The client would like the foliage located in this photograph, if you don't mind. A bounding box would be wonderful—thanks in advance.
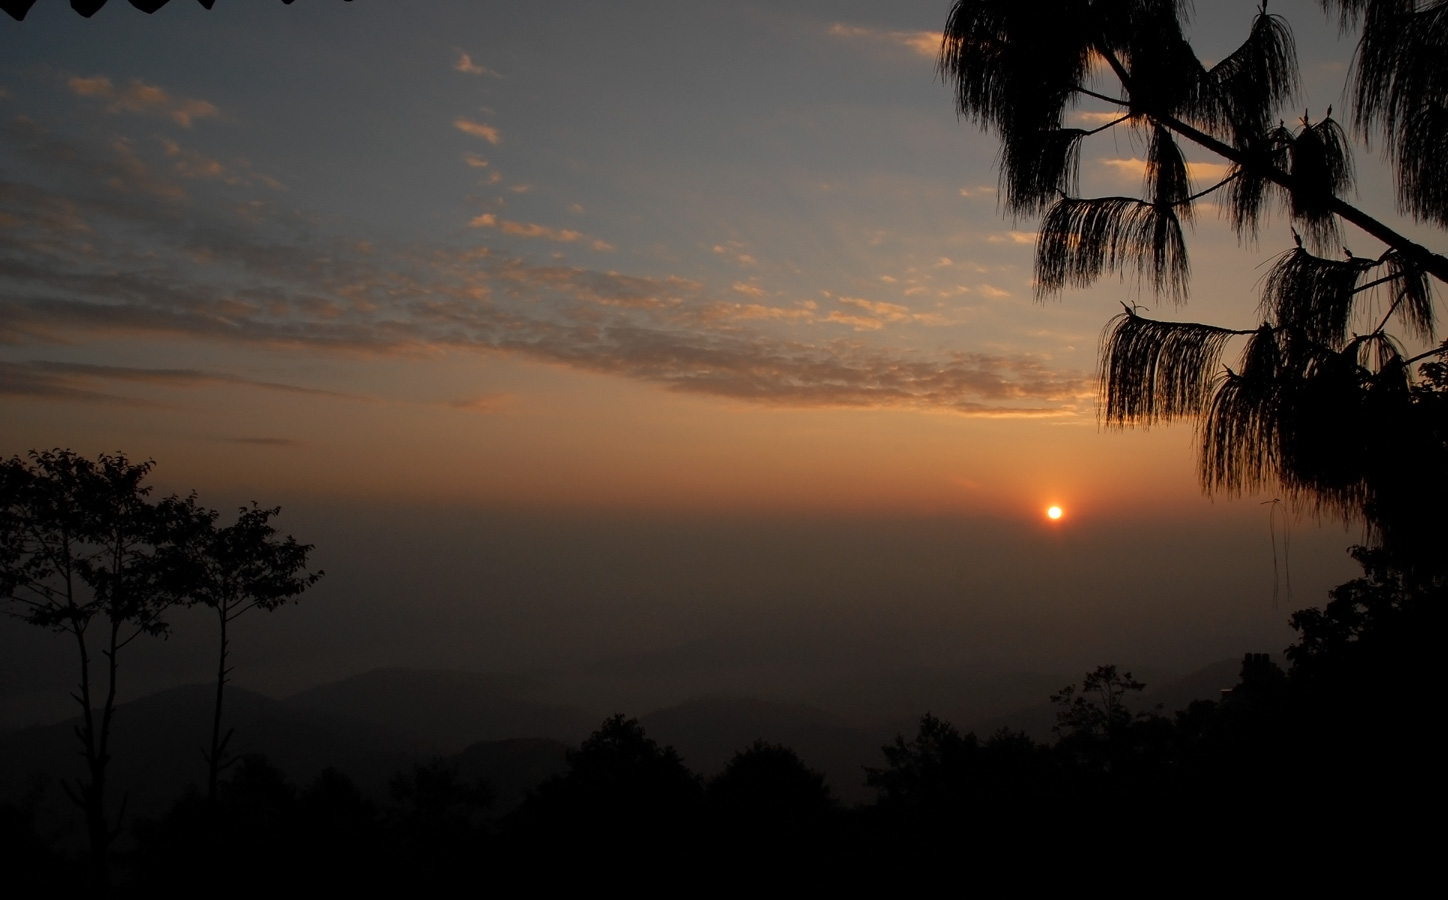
[0,450,175,886]
[161,497,322,801]
[1286,544,1443,671]
[0,449,322,886]
[865,712,979,809]
[939,0,1448,566]
[1050,664,1147,740]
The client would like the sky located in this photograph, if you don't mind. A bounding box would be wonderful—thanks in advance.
[0,1,1414,725]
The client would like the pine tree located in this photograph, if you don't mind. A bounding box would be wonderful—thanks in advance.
[939,0,1448,568]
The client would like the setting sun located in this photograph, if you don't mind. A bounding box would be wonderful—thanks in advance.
[1047,506,1063,519]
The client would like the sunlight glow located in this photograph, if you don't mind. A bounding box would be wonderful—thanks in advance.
[1047,506,1062,519]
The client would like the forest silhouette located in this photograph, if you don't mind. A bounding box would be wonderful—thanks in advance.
[0,470,1436,890]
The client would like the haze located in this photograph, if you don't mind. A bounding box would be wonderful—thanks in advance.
[0,1,1376,730]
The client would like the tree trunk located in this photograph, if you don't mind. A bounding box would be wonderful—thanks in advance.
[206,603,231,804]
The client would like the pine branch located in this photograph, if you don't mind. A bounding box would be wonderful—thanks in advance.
[1099,307,1240,427]
[1035,197,1189,304]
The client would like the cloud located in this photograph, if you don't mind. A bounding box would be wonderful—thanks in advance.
[454,117,501,144]
[828,23,940,59]
[469,213,615,251]
[825,311,884,331]
[834,296,949,328]
[839,297,912,319]
[462,153,490,168]
[0,360,144,404]
[158,139,284,190]
[731,281,766,298]
[705,303,815,323]
[68,76,219,128]
[469,213,582,243]
[0,360,360,401]
[711,241,759,267]
[0,120,1087,417]
[1100,157,1232,182]
[454,52,502,77]
[1072,110,1127,126]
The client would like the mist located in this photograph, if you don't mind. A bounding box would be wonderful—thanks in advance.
[0,499,1363,730]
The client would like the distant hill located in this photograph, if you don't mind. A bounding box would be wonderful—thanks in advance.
[0,659,1262,830]
[0,672,593,833]
[0,683,425,827]
[284,667,599,752]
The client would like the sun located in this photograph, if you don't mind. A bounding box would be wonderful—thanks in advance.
[1047,506,1063,520]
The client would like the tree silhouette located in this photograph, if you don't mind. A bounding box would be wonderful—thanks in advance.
[706,739,835,827]
[162,498,322,803]
[1050,664,1147,741]
[939,1,1448,566]
[506,714,702,869]
[865,712,978,812]
[0,450,173,889]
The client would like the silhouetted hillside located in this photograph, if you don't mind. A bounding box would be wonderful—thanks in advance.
[284,668,598,751]
[0,684,425,827]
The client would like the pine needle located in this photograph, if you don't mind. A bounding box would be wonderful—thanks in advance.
[1261,247,1374,347]
[1099,308,1237,427]
[1036,197,1190,304]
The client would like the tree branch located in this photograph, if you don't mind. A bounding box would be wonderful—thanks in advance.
[1089,38,1448,286]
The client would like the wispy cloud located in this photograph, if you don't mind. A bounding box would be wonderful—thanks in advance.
[159,139,284,190]
[68,76,219,127]
[1100,157,1231,182]
[0,360,361,404]
[0,117,1086,417]
[470,213,578,242]
[454,52,502,78]
[836,296,947,327]
[454,117,500,144]
[711,241,756,267]
[827,23,940,59]
[1072,110,1127,126]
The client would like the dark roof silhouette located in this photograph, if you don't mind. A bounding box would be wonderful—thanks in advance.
[4,0,351,22]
